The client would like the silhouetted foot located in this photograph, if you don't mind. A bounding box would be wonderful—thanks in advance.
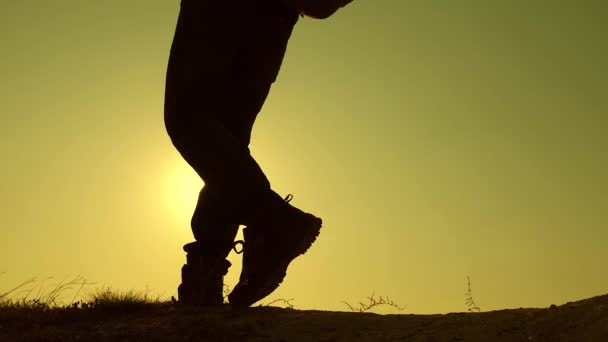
[178,242,231,306]
[228,195,322,308]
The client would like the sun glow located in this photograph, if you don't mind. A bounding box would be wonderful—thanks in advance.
[164,161,203,221]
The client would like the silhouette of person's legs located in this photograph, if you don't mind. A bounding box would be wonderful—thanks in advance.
[165,0,321,306]
[164,0,298,305]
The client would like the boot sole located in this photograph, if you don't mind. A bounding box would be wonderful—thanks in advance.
[229,215,322,308]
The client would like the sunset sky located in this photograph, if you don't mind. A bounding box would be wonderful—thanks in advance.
[1,1,606,314]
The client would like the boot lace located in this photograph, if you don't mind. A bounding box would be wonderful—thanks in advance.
[232,240,245,254]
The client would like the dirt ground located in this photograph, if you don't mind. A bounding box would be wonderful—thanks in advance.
[1,293,606,341]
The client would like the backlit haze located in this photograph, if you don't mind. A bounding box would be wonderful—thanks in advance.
[1,1,606,314]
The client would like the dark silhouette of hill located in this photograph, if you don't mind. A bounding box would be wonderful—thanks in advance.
[1,293,606,341]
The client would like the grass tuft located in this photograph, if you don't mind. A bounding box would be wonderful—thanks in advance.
[80,286,164,312]
[0,275,165,316]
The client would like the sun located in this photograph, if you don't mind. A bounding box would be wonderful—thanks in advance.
[164,161,203,221]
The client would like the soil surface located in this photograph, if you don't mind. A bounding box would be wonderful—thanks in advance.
[1,294,606,341]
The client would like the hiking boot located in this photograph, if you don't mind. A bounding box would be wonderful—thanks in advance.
[178,242,231,306]
[228,195,322,308]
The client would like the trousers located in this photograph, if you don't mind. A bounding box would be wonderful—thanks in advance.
[164,0,299,257]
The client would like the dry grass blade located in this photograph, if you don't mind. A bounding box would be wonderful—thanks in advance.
[40,276,91,307]
[0,277,37,302]
[0,275,93,310]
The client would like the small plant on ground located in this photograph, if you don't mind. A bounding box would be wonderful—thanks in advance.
[465,275,481,312]
[342,292,405,313]
[0,275,167,314]
[258,298,295,309]
[83,286,164,311]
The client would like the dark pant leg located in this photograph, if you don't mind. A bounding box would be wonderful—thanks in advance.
[165,2,271,210]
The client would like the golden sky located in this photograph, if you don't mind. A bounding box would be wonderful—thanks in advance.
[1,1,606,314]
